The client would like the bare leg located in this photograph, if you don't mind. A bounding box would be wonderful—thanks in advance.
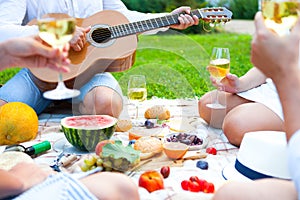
[79,86,123,118]
[213,179,297,200]
[198,90,251,128]
[0,99,7,107]
[223,103,284,146]
[80,172,140,200]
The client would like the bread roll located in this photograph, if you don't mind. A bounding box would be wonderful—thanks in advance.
[134,136,163,154]
[144,105,170,120]
[115,119,132,132]
[0,151,34,170]
[134,137,163,160]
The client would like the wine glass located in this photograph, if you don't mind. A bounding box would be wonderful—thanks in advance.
[127,75,147,119]
[37,0,80,100]
[206,47,230,109]
[261,0,300,36]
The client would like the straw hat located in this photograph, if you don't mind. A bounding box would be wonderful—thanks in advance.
[222,131,291,181]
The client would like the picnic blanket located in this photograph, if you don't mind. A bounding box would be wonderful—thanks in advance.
[6,97,239,199]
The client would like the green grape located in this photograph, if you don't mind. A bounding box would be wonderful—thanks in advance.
[103,160,112,168]
[84,156,97,167]
[113,158,123,167]
[96,158,103,166]
[104,167,112,171]
[80,164,90,172]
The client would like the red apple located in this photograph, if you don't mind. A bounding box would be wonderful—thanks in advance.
[138,170,164,193]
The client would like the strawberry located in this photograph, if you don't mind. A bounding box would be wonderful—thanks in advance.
[206,147,217,155]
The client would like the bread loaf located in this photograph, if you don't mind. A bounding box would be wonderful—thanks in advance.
[0,151,34,170]
[134,137,163,160]
[115,119,132,132]
[144,105,170,120]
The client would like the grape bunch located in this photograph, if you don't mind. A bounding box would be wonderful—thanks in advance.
[80,154,105,172]
[166,133,203,146]
[80,154,139,173]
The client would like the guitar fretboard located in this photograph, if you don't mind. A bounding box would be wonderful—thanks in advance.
[90,7,232,43]
[109,10,201,38]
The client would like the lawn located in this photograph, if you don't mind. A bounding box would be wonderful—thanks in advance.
[0,32,253,99]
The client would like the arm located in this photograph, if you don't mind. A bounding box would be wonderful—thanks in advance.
[0,36,70,72]
[0,0,38,42]
[0,162,51,199]
[103,0,198,32]
[212,67,267,94]
[251,12,300,139]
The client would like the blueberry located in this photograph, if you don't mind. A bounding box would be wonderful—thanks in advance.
[144,120,154,129]
[196,160,208,170]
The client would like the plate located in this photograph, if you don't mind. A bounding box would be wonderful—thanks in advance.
[164,129,208,151]
[53,137,90,155]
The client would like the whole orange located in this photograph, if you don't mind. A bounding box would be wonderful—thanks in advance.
[0,102,38,145]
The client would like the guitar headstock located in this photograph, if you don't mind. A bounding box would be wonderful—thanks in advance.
[196,7,233,23]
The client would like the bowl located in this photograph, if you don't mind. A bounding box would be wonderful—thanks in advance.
[164,130,208,151]
[163,142,188,160]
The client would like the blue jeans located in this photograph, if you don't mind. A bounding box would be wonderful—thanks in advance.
[0,68,122,115]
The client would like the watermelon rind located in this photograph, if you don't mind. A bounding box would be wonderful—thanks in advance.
[61,115,117,151]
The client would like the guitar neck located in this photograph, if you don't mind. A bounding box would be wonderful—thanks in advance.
[109,9,202,38]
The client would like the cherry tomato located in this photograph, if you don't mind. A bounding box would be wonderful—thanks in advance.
[196,179,207,192]
[181,180,189,191]
[206,147,217,155]
[188,180,201,192]
[189,176,199,183]
[203,182,215,193]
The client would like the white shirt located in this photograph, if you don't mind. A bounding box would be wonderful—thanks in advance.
[288,129,300,200]
[0,0,167,42]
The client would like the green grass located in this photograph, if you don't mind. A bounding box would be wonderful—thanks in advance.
[0,33,253,99]
[115,32,253,99]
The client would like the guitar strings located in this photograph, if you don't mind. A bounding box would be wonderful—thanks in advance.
[91,10,229,42]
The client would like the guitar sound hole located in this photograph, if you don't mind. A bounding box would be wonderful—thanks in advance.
[91,28,111,43]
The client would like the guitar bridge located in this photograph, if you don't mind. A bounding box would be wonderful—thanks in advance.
[86,24,115,48]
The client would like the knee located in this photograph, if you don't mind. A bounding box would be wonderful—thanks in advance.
[198,92,213,123]
[80,87,123,117]
[223,113,245,147]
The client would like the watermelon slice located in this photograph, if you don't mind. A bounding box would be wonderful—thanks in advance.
[61,115,117,151]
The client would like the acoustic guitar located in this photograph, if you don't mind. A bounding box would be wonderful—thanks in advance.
[29,7,232,91]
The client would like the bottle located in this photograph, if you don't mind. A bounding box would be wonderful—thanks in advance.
[24,141,51,156]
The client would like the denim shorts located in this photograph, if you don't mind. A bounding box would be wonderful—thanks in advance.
[0,68,122,115]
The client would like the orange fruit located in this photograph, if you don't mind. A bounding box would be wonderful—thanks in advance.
[0,102,38,145]
[163,142,188,160]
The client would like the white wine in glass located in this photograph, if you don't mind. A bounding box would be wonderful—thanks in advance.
[261,0,300,36]
[127,75,147,118]
[206,47,230,109]
[37,0,80,100]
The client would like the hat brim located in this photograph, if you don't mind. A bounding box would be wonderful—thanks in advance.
[222,161,252,182]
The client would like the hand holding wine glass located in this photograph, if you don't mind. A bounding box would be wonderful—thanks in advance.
[206,47,230,109]
[261,0,300,36]
[37,0,80,100]
[127,75,147,119]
